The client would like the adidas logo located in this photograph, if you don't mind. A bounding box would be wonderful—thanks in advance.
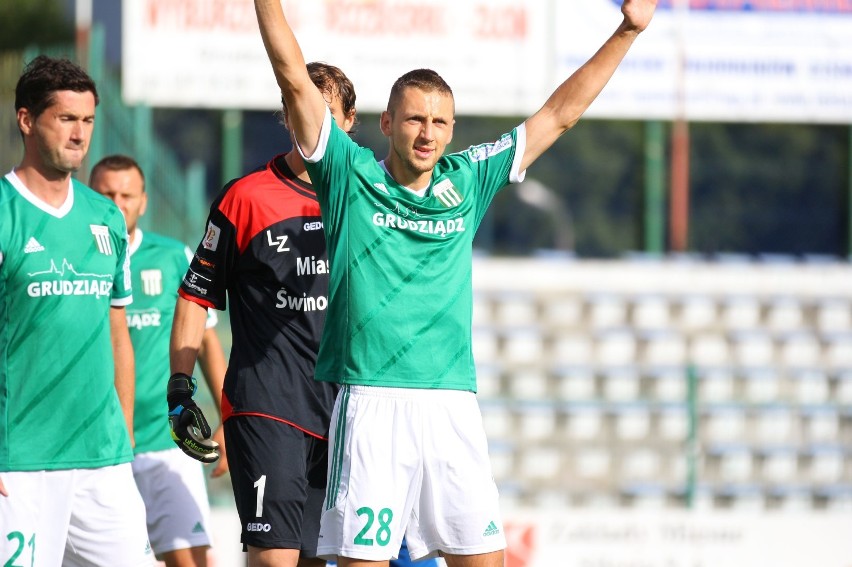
[24,237,44,253]
[482,521,500,537]
[192,522,206,534]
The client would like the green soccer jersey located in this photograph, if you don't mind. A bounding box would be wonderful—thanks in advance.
[0,172,133,471]
[127,229,216,454]
[305,114,526,391]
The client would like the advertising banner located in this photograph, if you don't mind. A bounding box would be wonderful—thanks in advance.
[123,0,852,123]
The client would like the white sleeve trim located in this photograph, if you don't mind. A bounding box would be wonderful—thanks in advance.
[111,295,133,307]
[509,122,528,184]
[297,107,332,164]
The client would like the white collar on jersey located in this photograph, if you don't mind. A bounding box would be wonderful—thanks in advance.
[377,160,430,198]
[5,169,74,218]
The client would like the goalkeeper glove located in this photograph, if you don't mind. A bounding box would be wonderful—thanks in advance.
[167,372,220,463]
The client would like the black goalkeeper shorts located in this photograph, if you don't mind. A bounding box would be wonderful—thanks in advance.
[224,415,329,555]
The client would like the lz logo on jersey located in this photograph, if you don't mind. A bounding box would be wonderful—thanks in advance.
[141,269,163,295]
[433,179,463,208]
[90,224,113,255]
[266,231,290,252]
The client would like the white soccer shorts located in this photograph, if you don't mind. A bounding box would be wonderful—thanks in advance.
[0,464,153,566]
[132,448,213,558]
[318,385,506,562]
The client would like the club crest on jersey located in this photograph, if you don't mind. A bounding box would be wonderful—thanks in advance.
[433,179,463,208]
[141,269,163,295]
[90,225,112,255]
[202,222,221,251]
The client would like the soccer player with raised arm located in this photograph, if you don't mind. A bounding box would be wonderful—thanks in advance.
[0,56,152,565]
[251,1,658,566]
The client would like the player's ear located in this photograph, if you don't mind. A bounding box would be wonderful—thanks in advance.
[139,191,148,217]
[17,108,34,136]
[380,111,392,137]
[341,108,356,133]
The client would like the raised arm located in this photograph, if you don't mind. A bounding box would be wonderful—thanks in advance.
[521,0,657,172]
[254,0,329,155]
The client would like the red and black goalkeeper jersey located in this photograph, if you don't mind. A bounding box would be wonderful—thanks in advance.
[179,155,338,439]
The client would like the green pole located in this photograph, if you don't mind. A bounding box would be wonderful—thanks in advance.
[186,161,207,244]
[685,364,698,509]
[644,121,665,254]
[221,109,243,186]
[85,24,106,176]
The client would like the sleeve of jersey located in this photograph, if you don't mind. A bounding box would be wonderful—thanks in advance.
[182,245,219,328]
[110,211,133,307]
[178,205,235,311]
[300,107,360,209]
[463,125,528,217]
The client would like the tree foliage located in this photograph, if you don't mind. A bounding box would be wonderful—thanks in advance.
[0,0,73,51]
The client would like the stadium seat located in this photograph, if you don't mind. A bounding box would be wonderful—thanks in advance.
[475,363,503,399]
[506,368,550,400]
[542,294,583,330]
[502,328,545,366]
[586,293,628,330]
[676,294,718,332]
[550,333,594,366]
[754,407,797,445]
[553,365,597,401]
[703,406,747,443]
[600,366,641,402]
[823,332,852,371]
[487,441,515,482]
[630,294,672,331]
[479,400,513,440]
[472,328,499,367]
[805,446,845,484]
[563,403,606,441]
[790,369,830,405]
[834,371,852,404]
[759,446,799,484]
[698,368,736,403]
[492,292,539,328]
[517,446,562,482]
[730,330,775,368]
[765,296,805,333]
[657,406,690,441]
[814,298,852,334]
[641,329,687,368]
[472,292,493,327]
[720,295,762,331]
[710,444,754,483]
[688,332,731,368]
[801,406,839,443]
[648,367,688,403]
[516,403,558,441]
[620,448,662,481]
[613,405,652,441]
[573,447,612,481]
[778,331,823,370]
[740,367,782,404]
[595,329,638,368]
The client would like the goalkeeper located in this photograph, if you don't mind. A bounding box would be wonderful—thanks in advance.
[169,62,357,567]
